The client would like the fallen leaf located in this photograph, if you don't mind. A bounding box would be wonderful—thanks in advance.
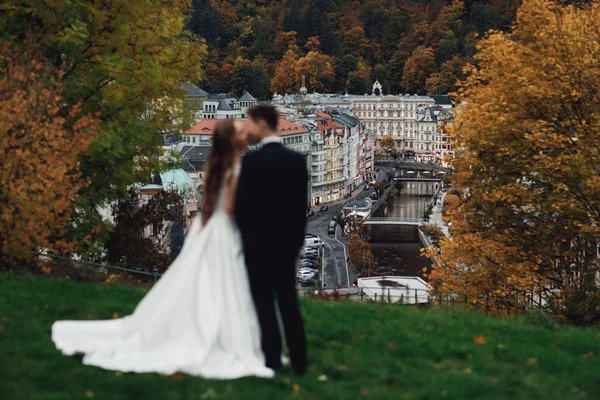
[473,336,486,345]
[293,384,300,396]
[583,351,594,358]
[85,390,94,398]
[115,371,122,377]
[317,374,328,382]
[361,388,369,395]
[528,357,538,365]
[87,314,96,320]
[171,373,184,381]
[463,367,472,374]
[112,312,120,319]
[388,341,397,350]
[487,376,498,384]
[352,337,360,345]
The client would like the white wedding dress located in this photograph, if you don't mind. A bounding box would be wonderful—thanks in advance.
[51,167,274,379]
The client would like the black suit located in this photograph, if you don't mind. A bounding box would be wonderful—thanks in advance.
[235,142,308,376]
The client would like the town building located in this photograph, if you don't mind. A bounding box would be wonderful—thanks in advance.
[180,82,208,121]
[179,83,258,123]
[273,81,454,166]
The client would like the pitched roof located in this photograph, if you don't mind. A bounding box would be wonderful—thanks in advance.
[218,99,233,110]
[334,113,359,128]
[239,92,256,101]
[179,145,211,162]
[184,119,219,135]
[315,111,332,120]
[277,118,310,137]
[431,95,454,105]
[180,82,208,97]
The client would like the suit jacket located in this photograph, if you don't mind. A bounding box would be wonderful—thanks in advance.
[235,143,308,260]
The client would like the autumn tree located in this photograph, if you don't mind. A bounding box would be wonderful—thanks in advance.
[339,26,370,59]
[426,57,462,95]
[1,1,206,256]
[346,58,372,94]
[348,232,377,278]
[425,0,600,323]
[379,135,399,162]
[295,37,335,92]
[402,46,437,94]
[0,47,98,266]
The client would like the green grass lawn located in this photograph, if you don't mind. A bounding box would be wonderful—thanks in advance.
[1,274,600,400]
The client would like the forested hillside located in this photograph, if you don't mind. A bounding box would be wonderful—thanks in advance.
[187,0,524,98]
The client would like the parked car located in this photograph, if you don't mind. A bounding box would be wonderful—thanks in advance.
[328,220,337,236]
[319,206,329,212]
[302,249,318,256]
[299,259,316,267]
[296,270,316,279]
[302,245,318,253]
[298,267,318,274]
[301,250,318,258]
[304,237,324,249]
[297,276,317,287]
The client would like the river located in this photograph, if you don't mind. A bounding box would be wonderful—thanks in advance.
[369,182,432,277]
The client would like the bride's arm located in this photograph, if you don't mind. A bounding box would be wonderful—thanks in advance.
[224,173,238,217]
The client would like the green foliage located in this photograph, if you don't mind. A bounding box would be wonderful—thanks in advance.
[0,0,206,256]
[107,189,185,276]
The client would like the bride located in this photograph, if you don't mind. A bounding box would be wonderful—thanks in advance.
[51,120,275,379]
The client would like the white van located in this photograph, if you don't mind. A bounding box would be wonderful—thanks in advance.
[304,237,324,249]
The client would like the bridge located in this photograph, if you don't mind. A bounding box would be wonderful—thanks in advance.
[363,217,423,226]
[393,177,441,182]
[376,160,453,174]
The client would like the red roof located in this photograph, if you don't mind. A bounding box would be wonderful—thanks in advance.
[277,119,309,137]
[184,119,219,135]
[184,117,308,137]
[315,111,332,120]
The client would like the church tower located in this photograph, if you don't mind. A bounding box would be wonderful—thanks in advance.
[372,79,382,96]
[299,74,308,95]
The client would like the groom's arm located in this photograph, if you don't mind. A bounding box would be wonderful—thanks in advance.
[235,153,256,229]
[292,155,309,250]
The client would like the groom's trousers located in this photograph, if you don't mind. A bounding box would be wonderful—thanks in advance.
[245,250,307,376]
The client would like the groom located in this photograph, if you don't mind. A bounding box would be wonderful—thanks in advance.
[235,105,308,376]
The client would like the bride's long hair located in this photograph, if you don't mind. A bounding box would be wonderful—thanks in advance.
[201,119,237,224]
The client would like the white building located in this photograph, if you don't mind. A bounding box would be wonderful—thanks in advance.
[273,81,456,165]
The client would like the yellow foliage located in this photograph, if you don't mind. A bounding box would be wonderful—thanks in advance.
[427,0,600,321]
[0,46,98,265]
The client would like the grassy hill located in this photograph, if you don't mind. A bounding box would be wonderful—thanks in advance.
[1,274,600,400]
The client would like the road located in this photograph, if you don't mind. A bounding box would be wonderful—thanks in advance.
[304,167,393,289]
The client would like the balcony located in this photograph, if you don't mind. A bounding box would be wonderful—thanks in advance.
[325,176,345,184]
[326,165,344,173]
